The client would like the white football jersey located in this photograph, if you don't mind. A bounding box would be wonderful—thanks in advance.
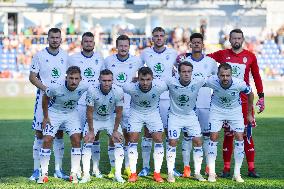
[30,47,68,87]
[183,55,217,108]
[141,47,177,99]
[206,75,251,110]
[105,54,143,109]
[68,52,105,105]
[123,79,168,114]
[45,82,89,114]
[167,77,205,116]
[86,84,124,121]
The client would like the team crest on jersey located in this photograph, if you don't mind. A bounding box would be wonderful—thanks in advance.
[116,72,127,83]
[154,63,165,74]
[95,59,98,65]
[243,57,247,64]
[63,100,76,109]
[220,97,230,104]
[109,97,113,104]
[84,67,95,78]
[51,67,61,78]
[152,94,156,99]
[78,90,82,96]
[231,92,236,96]
[190,85,196,92]
[60,58,64,64]
[139,100,151,107]
[166,55,170,60]
[231,65,241,77]
[98,105,109,116]
[178,94,189,106]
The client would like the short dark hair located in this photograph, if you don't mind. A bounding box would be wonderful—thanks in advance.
[82,32,94,39]
[100,69,113,76]
[190,33,203,42]
[66,66,81,75]
[116,35,130,46]
[218,63,232,74]
[229,28,244,39]
[178,61,193,72]
[48,28,61,36]
[138,67,153,77]
[152,27,165,35]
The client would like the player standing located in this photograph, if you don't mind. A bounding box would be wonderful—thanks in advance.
[29,28,68,181]
[105,35,143,178]
[67,32,104,177]
[176,33,217,177]
[139,27,180,177]
[166,62,206,183]
[80,69,125,183]
[37,66,89,184]
[123,67,167,183]
[206,63,254,182]
[208,29,264,178]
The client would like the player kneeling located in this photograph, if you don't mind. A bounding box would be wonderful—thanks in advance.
[206,63,254,183]
[80,69,125,183]
[37,66,88,184]
[166,61,206,182]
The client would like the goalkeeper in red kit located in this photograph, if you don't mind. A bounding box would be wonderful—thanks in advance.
[208,29,265,178]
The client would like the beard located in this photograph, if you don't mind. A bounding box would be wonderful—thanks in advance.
[232,43,241,50]
[49,43,60,50]
[83,47,94,53]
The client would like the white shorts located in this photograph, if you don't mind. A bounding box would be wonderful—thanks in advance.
[83,118,122,137]
[159,99,170,129]
[168,112,202,140]
[195,108,210,133]
[127,110,163,133]
[32,90,64,132]
[76,104,87,130]
[43,110,81,137]
[209,108,245,133]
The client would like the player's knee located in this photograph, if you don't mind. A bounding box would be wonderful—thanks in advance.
[169,139,177,147]
[210,133,218,142]
[234,132,243,141]
[109,137,115,146]
[43,136,53,148]
[192,137,202,147]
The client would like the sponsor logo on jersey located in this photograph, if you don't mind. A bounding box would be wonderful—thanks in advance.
[154,63,165,74]
[98,105,109,116]
[178,94,189,106]
[84,67,95,78]
[51,67,61,78]
[139,100,151,107]
[63,100,76,109]
[116,72,127,83]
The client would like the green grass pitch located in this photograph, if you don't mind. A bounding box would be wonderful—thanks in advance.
[0,97,283,188]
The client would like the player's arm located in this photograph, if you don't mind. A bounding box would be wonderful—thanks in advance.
[251,54,265,113]
[86,105,95,142]
[112,106,123,143]
[42,94,50,130]
[29,55,47,91]
[29,72,47,92]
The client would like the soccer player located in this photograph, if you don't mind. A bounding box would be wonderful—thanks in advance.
[176,33,217,177]
[67,31,104,177]
[80,69,125,183]
[206,63,254,183]
[105,35,143,178]
[208,29,264,178]
[166,61,206,183]
[123,67,167,183]
[37,66,89,184]
[29,28,68,181]
[139,27,180,177]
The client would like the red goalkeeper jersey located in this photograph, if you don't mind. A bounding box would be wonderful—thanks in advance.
[207,49,263,103]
